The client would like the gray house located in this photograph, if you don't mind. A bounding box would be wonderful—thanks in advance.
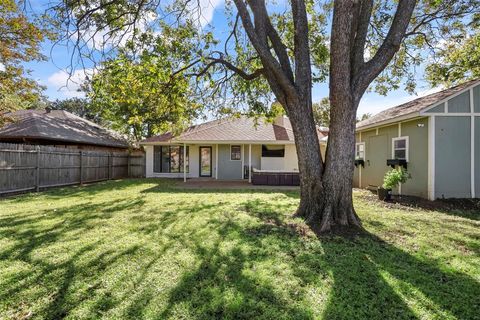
[355,79,480,200]
[140,116,328,184]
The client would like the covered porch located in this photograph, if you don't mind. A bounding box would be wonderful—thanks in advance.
[144,142,301,184]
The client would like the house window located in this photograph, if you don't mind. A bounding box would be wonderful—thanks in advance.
[392,137,409,161]
[230,145,241,160]
[153,145,189,173]
[355,143,365,160]
[262,145,285,157]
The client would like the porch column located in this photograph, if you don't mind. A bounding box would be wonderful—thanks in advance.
[241,144,245,179]
[215,144,218,179]
[248,144,252,183]
[183,143,187,182]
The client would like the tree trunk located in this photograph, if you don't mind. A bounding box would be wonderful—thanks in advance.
[317,91,361,232]
[285,96,324,221]
[286,91,361,233]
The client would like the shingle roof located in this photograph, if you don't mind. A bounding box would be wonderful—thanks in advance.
[141,116,328,143]
[356,79,480,129]
[0,109,130,148]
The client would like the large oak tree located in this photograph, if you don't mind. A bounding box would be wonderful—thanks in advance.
[52,0,479,232]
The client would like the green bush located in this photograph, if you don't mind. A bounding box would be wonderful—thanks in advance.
[382,168,411,189]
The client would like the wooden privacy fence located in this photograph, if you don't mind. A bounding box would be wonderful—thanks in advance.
[0,143,145,195]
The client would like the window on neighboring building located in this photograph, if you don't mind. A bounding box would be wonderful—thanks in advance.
[355,143,365,160]
[230,145,241,160]
[392,137,409,161]
[261,145,285,157]
[153,145,189,173]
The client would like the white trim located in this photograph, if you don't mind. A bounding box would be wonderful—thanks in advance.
[392,136,409,162]
[418,113,480,117]
[215,144,218,179]
[420,81,480,114]
[241,144,245,179]
[183,143,187,182]
[470,88,475,113]
[357,116,426,134]
[470,89,475,198]
[428,116,435,200]
[359,132,362,188]
[248,144,252,183]
[355,141,365,189]
[358,113,422,131]
[355,142,366,160]
[229,144,242,161]
[141,140,294,146]
[398,123,402,195]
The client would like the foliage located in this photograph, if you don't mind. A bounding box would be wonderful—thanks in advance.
[426,31,480,87]
[49,98,101,122]
[357,113,372,123]
[87,26,207,140]
[383,168,411,190]
[0,180,479,318]
[312,98,330,127]
[0,0,53,110]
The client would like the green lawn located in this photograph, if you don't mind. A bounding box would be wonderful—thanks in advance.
[1,179,479,319]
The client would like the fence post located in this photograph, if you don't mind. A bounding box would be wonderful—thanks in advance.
[127,154,131,178]
[108,153,112,180]
[79,151,83,185]
[35,146,40,192]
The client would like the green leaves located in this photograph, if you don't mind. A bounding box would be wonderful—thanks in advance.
[87,28,204,140]
[426,32,480,87]
[0,0,51,116]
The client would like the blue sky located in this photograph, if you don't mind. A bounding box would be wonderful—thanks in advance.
[25,0,440,117]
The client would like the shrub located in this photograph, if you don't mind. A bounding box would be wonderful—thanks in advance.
[382,168,411,190]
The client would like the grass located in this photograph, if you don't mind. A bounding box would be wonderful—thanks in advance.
[0,179,479,320]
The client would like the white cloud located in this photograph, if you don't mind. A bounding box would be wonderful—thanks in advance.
[47,69,94,98]
[189,0,224,27]
[358,85,445,116]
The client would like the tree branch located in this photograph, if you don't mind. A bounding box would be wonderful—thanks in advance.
[354,0,416,99]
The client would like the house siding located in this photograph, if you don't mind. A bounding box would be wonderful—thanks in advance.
[355,118,428,197]
[400,118,428,198]
[475,117,480,197]
[474,85,480,113]
[218,144,243,180]
[434,116,471,198]
[448,91,471,113]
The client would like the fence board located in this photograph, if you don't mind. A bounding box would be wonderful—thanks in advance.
[0,142,145,195]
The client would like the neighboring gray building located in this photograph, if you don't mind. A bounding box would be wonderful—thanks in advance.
[355,79,480,200]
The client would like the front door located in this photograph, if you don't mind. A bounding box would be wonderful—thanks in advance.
[199,146,212,177]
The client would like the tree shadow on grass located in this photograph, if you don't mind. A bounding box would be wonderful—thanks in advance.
[1,184,479,319]
[156,198,479,319]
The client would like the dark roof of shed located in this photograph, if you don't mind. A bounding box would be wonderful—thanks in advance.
[0,109,129,148]
[356,79,480,129]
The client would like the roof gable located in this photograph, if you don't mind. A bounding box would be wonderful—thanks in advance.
[0,110,129,148]
[141,116,328,144]
[356,79,480,130]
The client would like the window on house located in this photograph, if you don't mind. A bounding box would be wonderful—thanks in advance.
[392,137,408,160]
[355,143,365,160]
[230,145,241,160]
[153,145,189,173]
[261,145,285,157]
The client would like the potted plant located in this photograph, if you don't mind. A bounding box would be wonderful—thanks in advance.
[378,168,411,201]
